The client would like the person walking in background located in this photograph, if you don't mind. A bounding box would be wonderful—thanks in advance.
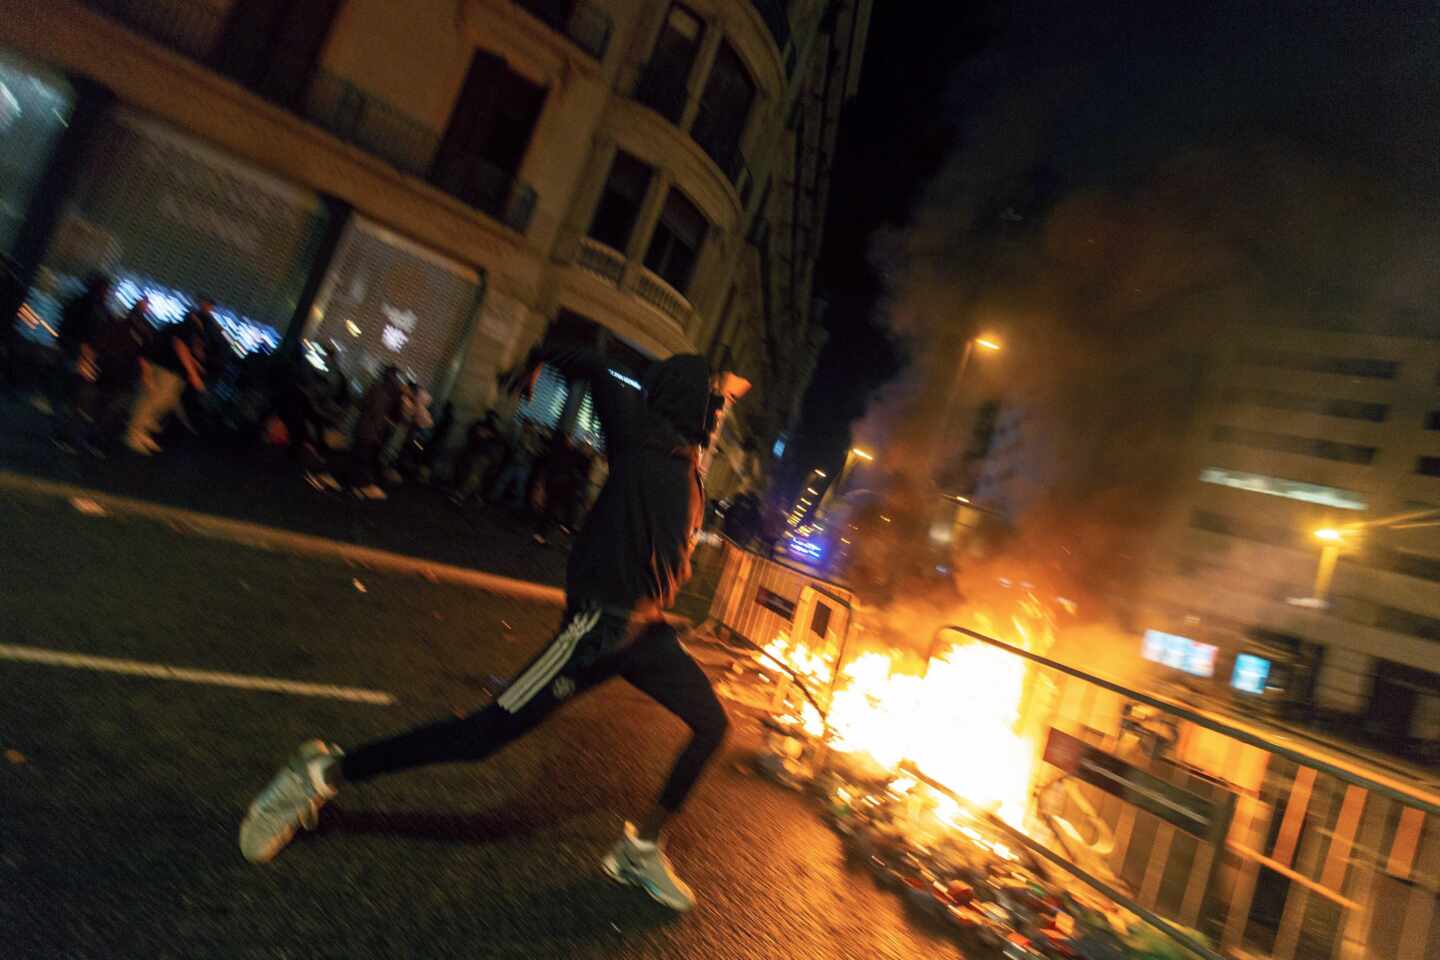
[90,296,154,444]
[389,381,433,482]
[125,302,208,455]
[531,432,587,546]
[240,346,751,913]
[1,254,25,393]
[173,298,224,437]
[418,400,456,483]
[449,411,506,505]
[53,273,113,455]
[350,365,404,499]
[489,418,543,509]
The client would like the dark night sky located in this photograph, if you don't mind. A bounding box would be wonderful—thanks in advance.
[791,0,1440,491]
[788,2,995,486]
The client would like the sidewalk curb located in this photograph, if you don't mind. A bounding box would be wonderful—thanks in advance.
[0,469,567,607]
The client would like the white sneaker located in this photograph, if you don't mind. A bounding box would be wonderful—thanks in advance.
[354,484,388,500]
[239,740,342,863]
[601,822,696,911]
[304,471,342,492]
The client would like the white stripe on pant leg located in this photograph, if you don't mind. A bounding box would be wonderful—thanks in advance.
[497,609,598,711]
[496,608,599,711]
[497,610,601,713]
[496,637,572,713]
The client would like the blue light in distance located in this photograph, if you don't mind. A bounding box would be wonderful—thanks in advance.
[787,537,824,562]
[1231,654,1271,695]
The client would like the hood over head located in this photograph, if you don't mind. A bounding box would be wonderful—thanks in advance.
[642,353,714,445]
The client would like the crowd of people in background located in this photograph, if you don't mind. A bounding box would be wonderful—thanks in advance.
[1,270,610,546]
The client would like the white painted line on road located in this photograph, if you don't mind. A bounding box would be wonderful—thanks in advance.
[0,643,396,705]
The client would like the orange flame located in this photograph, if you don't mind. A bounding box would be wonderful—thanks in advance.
[760,600,1053,828]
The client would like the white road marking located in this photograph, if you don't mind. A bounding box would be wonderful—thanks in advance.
[0,643,396,705]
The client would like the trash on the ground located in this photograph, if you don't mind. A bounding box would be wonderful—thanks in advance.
[4,749,27,765]
[500,620,512,631]
[238,579,252,592]
[69,497,107,517]
[726,640,1213,960]
[352,578,367,593]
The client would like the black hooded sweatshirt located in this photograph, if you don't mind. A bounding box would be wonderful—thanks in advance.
[530,348,712,616]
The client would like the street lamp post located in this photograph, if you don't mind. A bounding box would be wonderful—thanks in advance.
[931,335,1002,488]
[815,447,873,518]
[1311,528,1345,604]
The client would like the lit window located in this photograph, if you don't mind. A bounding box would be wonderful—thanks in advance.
[1199,467,1368,510]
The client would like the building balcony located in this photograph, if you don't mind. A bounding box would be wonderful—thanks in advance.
[82,0,537,234]
[306,72,537,234]
[633,267,693,330]
[81,0,222,65]
[513,0,612,60]
[302,72,436,178]
[572,237,694,332]
[575,236,626,285]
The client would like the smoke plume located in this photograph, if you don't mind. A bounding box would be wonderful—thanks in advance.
[852,0,1440,621]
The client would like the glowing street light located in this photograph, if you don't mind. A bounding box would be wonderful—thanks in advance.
[806,487,819,495]
[974,337,1003,352]
[851,448,874,462]
[1309,527,1353,606]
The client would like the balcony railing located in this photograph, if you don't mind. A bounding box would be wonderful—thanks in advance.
[83,0,225,64]
[750,0,791,52]
[306,73,536,234]
[430,153,538,235]
[515,0,613,60]
[83,1,538,234]
[633,58,690,125]
[576,237,625,285]
[303,73,438,178]
[634,268,692,328]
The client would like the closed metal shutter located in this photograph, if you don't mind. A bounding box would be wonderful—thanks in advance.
[35,108,329,353]
[306,217,480,391]
[515,362,570,429]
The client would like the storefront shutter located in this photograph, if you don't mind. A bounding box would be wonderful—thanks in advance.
[35,108,329,353]
[306,217,481,392]
[515,362,570,428]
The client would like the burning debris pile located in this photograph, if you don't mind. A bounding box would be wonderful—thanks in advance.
[714,602,1206,959]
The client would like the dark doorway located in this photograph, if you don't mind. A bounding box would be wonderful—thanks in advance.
[431,52,547,219]
[216,0,343,107]
[1367,659,1440,750]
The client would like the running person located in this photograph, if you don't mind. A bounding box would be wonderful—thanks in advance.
[239,347,749,911]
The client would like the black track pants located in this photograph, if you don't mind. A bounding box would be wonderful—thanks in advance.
[340,610,729,812]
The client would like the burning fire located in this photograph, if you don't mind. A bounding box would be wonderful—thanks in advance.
[761,605,1052,828]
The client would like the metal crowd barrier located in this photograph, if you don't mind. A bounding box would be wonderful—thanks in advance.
[703,540,856,702]
[699,542,1438,958]
[937,625,1440,960]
